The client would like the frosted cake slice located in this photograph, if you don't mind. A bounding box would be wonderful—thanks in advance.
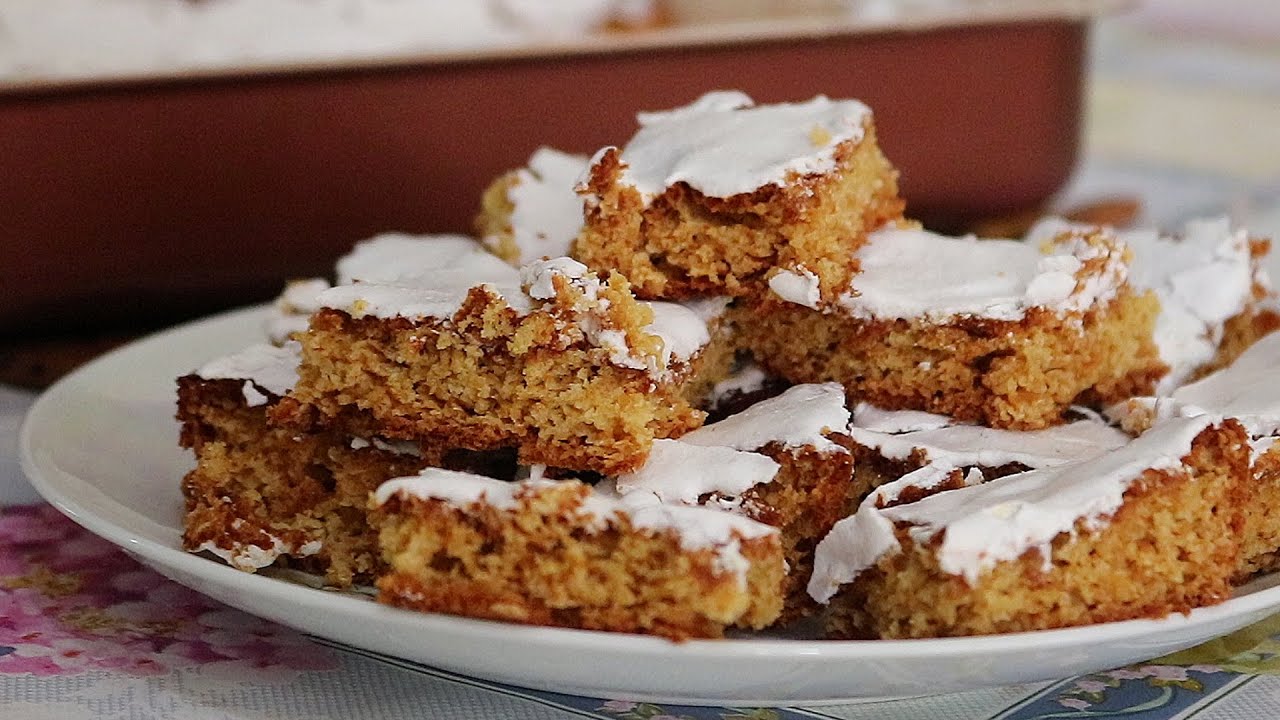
[573,91,904,301]
[809,416,1248,639]
[739,223,1161,429]
[475,147,591,266]
[371,470,784,640]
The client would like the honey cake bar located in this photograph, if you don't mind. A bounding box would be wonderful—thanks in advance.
[272,249,730,475]
[371,470,784,640]
[573,91,903,302]
[809,416,1248,639]
[738,223,1161,429]
[475,147,591,266]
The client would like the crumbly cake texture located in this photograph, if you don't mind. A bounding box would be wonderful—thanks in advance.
[476,147,590,266]
[740,223,1162,430]
[572,91,904,302]
[178,343,428,586]
[371,471,784,640]
[1110,331,1280,581]
[614,383,853,618]
[1032,216,1278,393]
[273,251,724,475]
[811,417,1249,639]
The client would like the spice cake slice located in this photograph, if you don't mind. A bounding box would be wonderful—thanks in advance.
[371,470,784,640]
[178,342,430,586]
[272,250,730,475]
[614,383,853,618]
[808,416,1249,639]
[738,222,1161,429]
[573,91,904,302]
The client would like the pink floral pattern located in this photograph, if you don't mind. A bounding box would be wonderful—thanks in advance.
[0,505,337,677]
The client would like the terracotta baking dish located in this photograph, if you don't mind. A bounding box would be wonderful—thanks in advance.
[1,2,1124,335]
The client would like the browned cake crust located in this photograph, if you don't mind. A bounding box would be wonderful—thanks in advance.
[271,274,710,475]
[1237,441,1280,581]
[734,288,1162,431]
[178,375,427,586]
[373,480,785,640]
[572,121,904,302]
[826,421,1249,639]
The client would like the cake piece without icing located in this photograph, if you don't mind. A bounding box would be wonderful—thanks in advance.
[739,222,1161,429]
[573,91,904,301]
[371,469,784,639]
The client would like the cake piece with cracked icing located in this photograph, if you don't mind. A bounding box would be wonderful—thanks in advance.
[614,383,855,618]
[1034,216,1279,394]
[371,468,784,639]
[273,249,733,474]
[476,147,591,266]
[178,341,431,586]
[573,91,904,301]
[739,222,1162,429]
[809,416,1248,638]
[1110,330,1280,580]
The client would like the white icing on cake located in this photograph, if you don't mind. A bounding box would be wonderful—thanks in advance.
[680,296,733,324]
[710,363,771,404]
[614,439,780,510]
[195,341,301,405]
[808,415,1214,600]
[605,92,872,203]
[196,518,320,573]
[646,302,712,367]
[496,147,590,266]
[1121,217,1262,391]
[349,436,422,457]
[851,402,957,433]
[1115,330,1280,438]
[768,267,822,309]
[336,233,490,286]
[848,419,1130,470]
[265,277,330,345]
[374,469,777,584]
[682,383,850,453]
[834,225,1127,322]
[808,464,983,604]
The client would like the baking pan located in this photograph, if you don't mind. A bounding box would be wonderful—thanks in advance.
[1,1,1125,334]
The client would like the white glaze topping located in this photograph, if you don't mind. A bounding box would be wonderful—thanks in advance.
[614,439,780,510]
[336,233,489,285]
[265,277,330,345]
[195,341,301,405]
[682,383,850,453]
[1115,330,1280,438]
[196,518,320,572]
[498,147,590,265]
[709,363,771,404]
[768,267,822,309]
[1122,217,1261,391]
[607,91,872,202]
[834,225,1126,322]
[808,464,982,603]
[850,402,956,433]
[808,415,1214,600]
[848,419,1130,470]
[646,302,712,367]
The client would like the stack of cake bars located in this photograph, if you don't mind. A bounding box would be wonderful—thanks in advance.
[177,91,1280,640]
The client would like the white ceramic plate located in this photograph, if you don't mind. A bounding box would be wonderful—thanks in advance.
[20,305,1280,707]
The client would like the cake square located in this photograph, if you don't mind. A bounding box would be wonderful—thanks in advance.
[371,469,784,640]
[738,223,1161,429]
[475,147,591,266]
[573,91,904,301]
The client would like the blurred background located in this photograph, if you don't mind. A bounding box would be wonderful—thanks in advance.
[2,0,1279,384]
